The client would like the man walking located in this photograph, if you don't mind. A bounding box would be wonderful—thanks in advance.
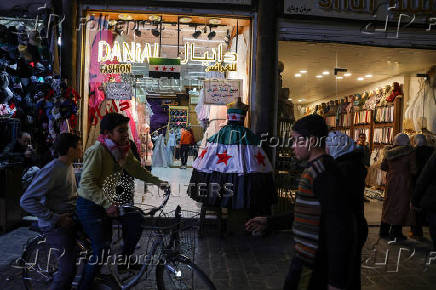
[246,115,355,290]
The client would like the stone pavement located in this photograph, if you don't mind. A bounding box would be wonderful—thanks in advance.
[1,225,436,290]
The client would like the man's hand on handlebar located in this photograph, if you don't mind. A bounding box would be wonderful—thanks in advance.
[106,204,119,217]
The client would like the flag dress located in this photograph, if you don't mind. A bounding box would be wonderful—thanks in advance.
[188,108,276,212]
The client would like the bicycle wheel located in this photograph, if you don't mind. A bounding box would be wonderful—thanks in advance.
[156,255,216,290]
[22,235,58,290]
[112,236,161,289]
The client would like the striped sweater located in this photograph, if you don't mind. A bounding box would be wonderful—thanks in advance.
[293,158,326,265]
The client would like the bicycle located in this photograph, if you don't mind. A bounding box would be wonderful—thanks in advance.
[16,188,216,290]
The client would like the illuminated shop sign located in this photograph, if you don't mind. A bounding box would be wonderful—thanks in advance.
[99,64,132,74]
[98,41,238,72]
[98,41,160,63]
[182,43,237,72]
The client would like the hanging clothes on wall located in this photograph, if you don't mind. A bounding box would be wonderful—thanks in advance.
[374,106,394,123]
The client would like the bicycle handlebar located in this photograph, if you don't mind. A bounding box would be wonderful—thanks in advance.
[119,187,171,218]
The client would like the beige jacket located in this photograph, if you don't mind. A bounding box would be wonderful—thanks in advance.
[78,141,163,208]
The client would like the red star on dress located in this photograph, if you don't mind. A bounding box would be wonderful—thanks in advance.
[170,66,175,72]
[162,66,167,71]
[154,66,159,71]
[255,151,266,166]
[231,114,237,120]
[216,150,232,165]
[199,148,208,159]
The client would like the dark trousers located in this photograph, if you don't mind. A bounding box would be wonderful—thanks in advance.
[283,257,326,290]
[411,209,426,236]
[76,197,143,289]
[380,222,403,238]
[427,211,436,250]
[45,226,78,290]
[180,145,190,166]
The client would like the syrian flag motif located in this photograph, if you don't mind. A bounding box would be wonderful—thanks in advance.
[193,143,273,174]
[149,58,181,79]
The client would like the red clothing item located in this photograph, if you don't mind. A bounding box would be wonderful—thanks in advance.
[180,131,195,145]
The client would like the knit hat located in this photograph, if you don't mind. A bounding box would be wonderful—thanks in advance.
[326,131,356,159]
[292,114,329,139]
[414,134,427,146]
[393,133,410,146]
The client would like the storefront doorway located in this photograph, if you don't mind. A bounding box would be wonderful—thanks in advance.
[80,11,252,211]
[279,40,436,224]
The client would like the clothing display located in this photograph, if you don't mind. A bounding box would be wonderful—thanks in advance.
[353,128,370,142]
[374,106,394,123]
[373,127,394,144]
[354,110,371,125]
[152,134,169,168]
[188,98,276,213]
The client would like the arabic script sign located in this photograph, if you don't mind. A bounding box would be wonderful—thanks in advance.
[105,82,133,100]
[284,0,436,23]
[203,79,242,105]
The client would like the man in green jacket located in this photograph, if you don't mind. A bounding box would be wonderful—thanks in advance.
[76,113,168,289]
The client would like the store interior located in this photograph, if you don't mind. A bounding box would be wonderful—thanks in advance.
[279,41,436,223]
[82,11,252,210]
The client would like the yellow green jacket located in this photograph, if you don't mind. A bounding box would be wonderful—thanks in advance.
[78,141,163,208]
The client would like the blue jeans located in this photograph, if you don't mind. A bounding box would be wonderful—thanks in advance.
[76,197,143,289]
[44,226,78,290]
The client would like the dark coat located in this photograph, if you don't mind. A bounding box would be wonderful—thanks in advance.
[415,145,434,182]
[335,150,368,290]
[381,145,416,225]
[413,151,436,211]
[335,151,368,244]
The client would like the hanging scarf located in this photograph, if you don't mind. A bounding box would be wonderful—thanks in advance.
[97,134,130,162]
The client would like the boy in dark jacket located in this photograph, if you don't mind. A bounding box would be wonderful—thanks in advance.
[246,115,355,290]
[412,150,436,250]
[410,134,434,239]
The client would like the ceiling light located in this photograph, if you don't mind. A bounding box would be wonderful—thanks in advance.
[179,17,192,23]
[152,25,160,37]
[288,98,292,101]
[300,70,307,73]
[336,76,343,80]
[357,77,364,81]
[316,75,323,78]
[295,73,302,77]
[365,74,373,78]
[209,18,221,25]
[344,73,352,77]
[149,15,162,22]
[207,26,216,40]
[322,71,330,75]
[118,14,132,20]
[298,99,303,102]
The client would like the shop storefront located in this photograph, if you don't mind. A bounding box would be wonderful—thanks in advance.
[279,0,436,204]
[77,3,254,169]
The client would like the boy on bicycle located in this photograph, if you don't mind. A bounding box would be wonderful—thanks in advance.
[20,133,82,290]
[76,113,168,289]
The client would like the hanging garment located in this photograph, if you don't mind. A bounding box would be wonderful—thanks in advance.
[188,106,276,213]
[152,134,169,168]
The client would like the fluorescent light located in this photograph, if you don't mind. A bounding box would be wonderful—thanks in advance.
[357,77,364,81]
[365,74,373,78]
[300,70,307,73]
[322,71,330,75]
[344,73,352,77]
[183,38,224,43]
[316,75,323,78]
[294,73,302,77]
[336,76,343,80]
[298,99,303,102]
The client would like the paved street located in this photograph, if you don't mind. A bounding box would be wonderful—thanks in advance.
[1,167,435,289]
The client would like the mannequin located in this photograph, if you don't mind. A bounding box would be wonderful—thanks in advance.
[188,97,276,216]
